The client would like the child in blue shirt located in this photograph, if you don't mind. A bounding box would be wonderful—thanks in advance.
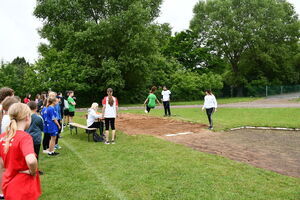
[54,98,62,149]
[47,97,61,156]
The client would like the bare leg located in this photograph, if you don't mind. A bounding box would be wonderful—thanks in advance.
[49,136,56,152]
[112,130,116,141]
[105,130,109,142]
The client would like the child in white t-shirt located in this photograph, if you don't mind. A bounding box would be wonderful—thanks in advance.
[161,86,171,116]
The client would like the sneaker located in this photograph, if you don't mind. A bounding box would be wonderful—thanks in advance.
[104,141,110,145]
[39,170,44,175]
[208,127,213,130]
[111,140,115,144]
[43,150,49,154]
[0,194,4,199]
[55,144,62,150]
[48,152,60,156]
[144,110,148,113]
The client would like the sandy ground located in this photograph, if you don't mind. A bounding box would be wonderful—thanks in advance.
[117,113,300,178]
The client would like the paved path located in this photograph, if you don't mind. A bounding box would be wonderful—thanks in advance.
[77,93,300,111]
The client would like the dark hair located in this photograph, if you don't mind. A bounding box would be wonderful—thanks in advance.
[27,101,37,110]
[150,86,157,93]
[0,87,14,103]
[205,90,212,95]
[107,88,114,107]
[2,96,19,111]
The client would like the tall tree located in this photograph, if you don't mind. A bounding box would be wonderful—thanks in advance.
[34,0,176,102]
[191,0,299,95]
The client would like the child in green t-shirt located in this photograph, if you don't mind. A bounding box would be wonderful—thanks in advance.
[67,91,76,122]
[143,86,161,113]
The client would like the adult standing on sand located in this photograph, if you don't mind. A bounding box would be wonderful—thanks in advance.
[202,90,217,130]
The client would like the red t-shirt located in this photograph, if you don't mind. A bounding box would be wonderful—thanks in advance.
[23,98,30,104]
[0,131,41,200]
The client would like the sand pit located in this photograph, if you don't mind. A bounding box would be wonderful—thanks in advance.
[117,113,300,178]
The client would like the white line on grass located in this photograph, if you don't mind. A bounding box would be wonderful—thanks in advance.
[60,140,128,200]
[165,132,194,137]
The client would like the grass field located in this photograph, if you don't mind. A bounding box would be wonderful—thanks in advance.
[39,108,300,200]
[120,97,260,107]
[123,107,300,130]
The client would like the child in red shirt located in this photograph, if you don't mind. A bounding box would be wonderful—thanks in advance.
[0,103,41,200]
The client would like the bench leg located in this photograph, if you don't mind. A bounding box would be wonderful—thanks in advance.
[75,127,78,135]
[70,126,72,135]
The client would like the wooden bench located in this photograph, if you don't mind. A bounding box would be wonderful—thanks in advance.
[69,122,97,142]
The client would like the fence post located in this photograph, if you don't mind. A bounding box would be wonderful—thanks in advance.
[281,86,283,94]
[266,85,268,97]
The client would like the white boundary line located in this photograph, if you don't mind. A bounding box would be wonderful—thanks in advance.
[60,140,128,200]
[165,132,194,137]
[230,126,300,131]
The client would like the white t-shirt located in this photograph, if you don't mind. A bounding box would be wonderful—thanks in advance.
[102,96,118,118]
[87,108,101,127]
[1,115,10,133]
[202,95,217,109]
[161,90,171,102]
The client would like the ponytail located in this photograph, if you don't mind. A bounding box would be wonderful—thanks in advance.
[4,119,17,153]
[107,88,114,107]
[3,103,31,153]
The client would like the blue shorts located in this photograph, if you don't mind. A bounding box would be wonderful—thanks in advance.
[49,131,58,137]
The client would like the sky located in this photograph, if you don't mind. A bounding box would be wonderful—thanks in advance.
[0,0,299,63]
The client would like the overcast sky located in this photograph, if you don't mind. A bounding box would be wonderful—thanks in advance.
[0,0,299,63]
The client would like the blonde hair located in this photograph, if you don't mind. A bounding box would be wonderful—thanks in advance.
[90,103,99,110]
[4,103,31,153]
[48,91,57,98]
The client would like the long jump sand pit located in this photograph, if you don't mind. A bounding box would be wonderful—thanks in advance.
[117,113,300,178]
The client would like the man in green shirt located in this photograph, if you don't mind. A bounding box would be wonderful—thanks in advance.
[67,91,76,122]
[143,86,161,113]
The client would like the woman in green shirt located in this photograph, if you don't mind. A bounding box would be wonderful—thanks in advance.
[143,86,161,113]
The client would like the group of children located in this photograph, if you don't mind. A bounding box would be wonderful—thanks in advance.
[0,88,79,199]
[0,85,216,199]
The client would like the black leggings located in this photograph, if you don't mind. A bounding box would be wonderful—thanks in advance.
[34,144,41,160]
[105,118,115,130]
[146,105,153,113]
[89,121,104,135]
[206,108,214,128]
[42,133,51,150]
[56,120,62,145]
[163,101,171,116]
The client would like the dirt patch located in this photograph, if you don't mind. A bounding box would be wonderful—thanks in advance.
[117,113,300,178]
[117,113,207,136]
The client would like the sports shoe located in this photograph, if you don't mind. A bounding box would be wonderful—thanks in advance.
[104,141,110,145]
[111,140,115,144]
[39,170,44,175]
[55,144,62,150]
[144,110,148,113]
[48,152,60,156]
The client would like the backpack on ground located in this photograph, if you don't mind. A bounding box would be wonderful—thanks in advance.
[93,132,104,142]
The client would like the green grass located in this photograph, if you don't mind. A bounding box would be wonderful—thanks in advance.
[39,110,300,199]
[120,97,260,107]
[123,108,300,130]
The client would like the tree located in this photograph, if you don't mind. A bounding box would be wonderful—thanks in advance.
[191,0,299,96]
[34,0,178,103]
[163,30,227,74]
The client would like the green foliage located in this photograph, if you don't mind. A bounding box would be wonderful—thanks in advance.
[191,0,300,95]
[170,70,223,100]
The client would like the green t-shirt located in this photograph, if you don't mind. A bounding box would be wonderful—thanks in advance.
[68,96,76,112]
[147,94,157,108]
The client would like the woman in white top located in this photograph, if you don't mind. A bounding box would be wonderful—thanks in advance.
[202,90,217,130]
[87,103,104,136]
[102,88,118,144]
[161,86,171,116]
